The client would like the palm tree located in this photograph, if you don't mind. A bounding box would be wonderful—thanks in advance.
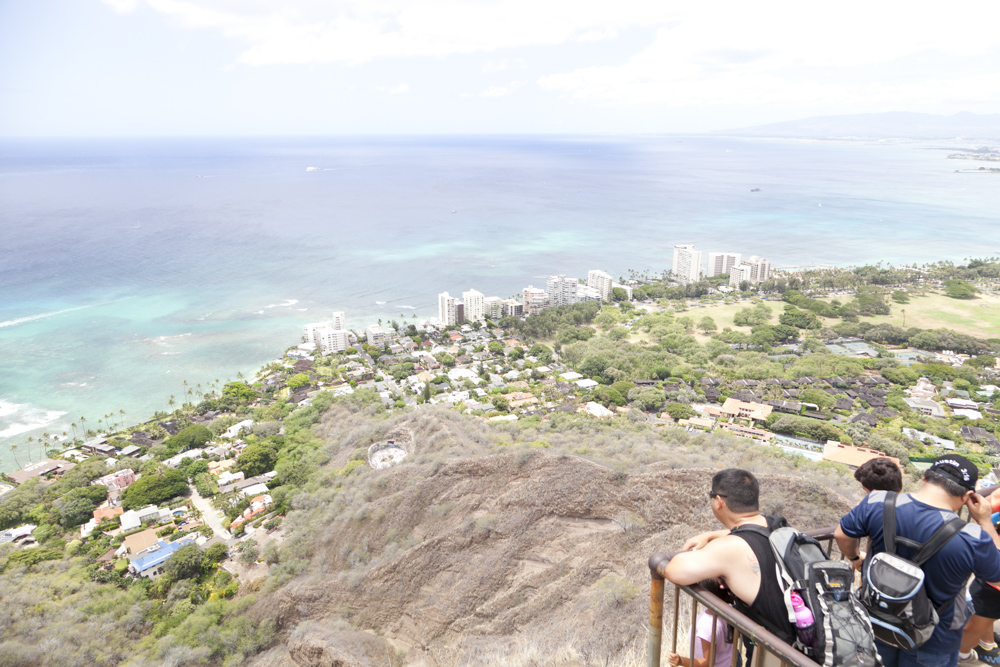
[9,444,20,469]
[26,437,35,463]
[119,409,126,429]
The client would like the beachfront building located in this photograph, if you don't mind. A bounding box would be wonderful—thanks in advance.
[707,252,741,278]
[501,299,523,317]
[483,296,503,320]
[611,282,633,300]
[587,269,613,300]
[521,286,549,315]
[577,285,602,302]
[331,311,345,330]
[462,289,485,323]
[303,322,326,346]
[672,244,702,284]
[365,325,386,348]
[317,327,350,354]
[729,255,771,287]
[546,275,578,307]
[438,292,459,326]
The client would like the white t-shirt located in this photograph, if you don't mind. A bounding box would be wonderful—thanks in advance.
[695,610,732,667]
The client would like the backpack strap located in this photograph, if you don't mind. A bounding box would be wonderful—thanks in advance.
[735,524,772,539]
[912,517,965,566]
[882,492,965,563]
[882,492,900,555]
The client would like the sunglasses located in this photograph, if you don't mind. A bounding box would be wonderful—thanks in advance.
[709,492,727,499]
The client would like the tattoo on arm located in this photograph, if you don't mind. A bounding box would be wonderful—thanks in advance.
[748,553,760,574]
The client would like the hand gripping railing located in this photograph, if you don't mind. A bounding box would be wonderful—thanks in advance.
[646,526,838,667]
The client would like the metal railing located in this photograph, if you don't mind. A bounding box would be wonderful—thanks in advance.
[646,526,839,667]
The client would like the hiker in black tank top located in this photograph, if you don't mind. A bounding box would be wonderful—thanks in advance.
[730,523,796,645]
[664,470,798,660]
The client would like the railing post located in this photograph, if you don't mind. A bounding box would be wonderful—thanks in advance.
[648,575,664,667]
[648,554,671,667]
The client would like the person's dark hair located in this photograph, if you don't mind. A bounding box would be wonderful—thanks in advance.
[711,469,759,513]
[854,458,903,493]
[923,468,970,498]
[699,578,734,605]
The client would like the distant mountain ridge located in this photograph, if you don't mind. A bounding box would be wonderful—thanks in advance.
[722,111,1000,140]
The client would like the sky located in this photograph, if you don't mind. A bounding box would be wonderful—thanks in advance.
[1,0,999,136]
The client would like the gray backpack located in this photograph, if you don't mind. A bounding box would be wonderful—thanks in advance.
[857,492,965,651]
[748,525,881,667]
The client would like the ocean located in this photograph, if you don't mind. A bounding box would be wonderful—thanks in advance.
[1,135,998,473]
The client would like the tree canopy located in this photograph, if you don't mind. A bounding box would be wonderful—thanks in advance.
[120,468,189,510]
[163,424,212,455]
[236,443,278,477]
[164,544,203,580]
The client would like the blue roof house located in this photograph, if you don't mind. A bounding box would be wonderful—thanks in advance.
[128,539,190,579]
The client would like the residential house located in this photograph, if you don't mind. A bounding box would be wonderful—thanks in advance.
[119,528,160,556]
[92,468,136,493]
[579,402,615,419]
[706,397,773,423]
[7,459,76,485]
[129,536,198,579]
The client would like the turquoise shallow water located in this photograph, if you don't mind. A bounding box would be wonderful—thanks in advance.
[1,135,999,473]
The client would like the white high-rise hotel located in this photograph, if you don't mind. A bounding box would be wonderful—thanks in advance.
[707,252,742,278]
[438,292,460,326]
[462,289,484,322]
[672,244,702,284]
[587,270,613,300]
[546,275,578,307]
[729,256,771,287]
[304,311,350,355]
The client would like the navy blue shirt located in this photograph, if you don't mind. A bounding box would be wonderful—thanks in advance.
[841,490,1000,655]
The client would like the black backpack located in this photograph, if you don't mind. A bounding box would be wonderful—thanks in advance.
[857,492,965,651]
[747,525,881,667]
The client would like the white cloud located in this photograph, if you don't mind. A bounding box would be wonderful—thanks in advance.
[115,0,674,65]
[101,1,1000,115]
[483,60,507,73]
[377,83,410,95]
[538,4,1000,112]
[480,81,524,97]
[102,0,138,11]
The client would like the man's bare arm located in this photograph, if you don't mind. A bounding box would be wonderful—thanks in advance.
[663,538,732,586]
[682,529,730,551]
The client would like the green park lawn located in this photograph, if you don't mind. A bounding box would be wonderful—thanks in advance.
[862,291,1000,339]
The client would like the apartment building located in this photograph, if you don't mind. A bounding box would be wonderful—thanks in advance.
[521,286,550,315]
[501,299,523,317]
[318,327,350,354]
[672,244,702,284]
[587,269,613,300]
[707,252,742,278]
[365,325,386,348]
[577,285,602,301]
[462,289,485,322]
[729,256,771,287]
[483,296,503,320]
[546,275,578,307]
[438,292,459,326]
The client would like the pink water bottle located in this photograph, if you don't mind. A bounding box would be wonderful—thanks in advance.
[790,591,816,647]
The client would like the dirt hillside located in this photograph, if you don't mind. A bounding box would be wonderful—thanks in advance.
[246,409,857,667]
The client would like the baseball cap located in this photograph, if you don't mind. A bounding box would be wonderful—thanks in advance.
[929,454,978,491]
